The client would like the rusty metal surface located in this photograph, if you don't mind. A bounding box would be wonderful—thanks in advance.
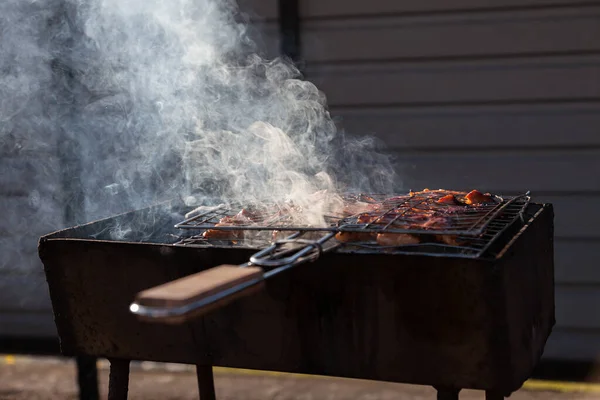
[38,203,555,396]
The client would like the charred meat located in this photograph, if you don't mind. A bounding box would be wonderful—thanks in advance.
[196,189,499,248]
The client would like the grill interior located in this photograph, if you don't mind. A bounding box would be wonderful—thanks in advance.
[172,190,531,259]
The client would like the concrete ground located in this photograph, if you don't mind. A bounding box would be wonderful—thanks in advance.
[1,356,599,400]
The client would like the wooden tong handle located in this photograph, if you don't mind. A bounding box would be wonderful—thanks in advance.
[133,265,264,324]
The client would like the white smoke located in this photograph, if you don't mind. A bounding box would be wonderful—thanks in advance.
[1,0,398,247]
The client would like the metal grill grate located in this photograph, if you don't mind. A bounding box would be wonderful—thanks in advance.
[173,190,531,259]
[174,203,343,232]
[336,191,511,235]
[339,195,531,258]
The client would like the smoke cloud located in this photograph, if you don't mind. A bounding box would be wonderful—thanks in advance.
[1,0,398,249]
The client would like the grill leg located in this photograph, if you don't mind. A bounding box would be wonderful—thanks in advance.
[485,391,504,400]
[76,356,99,400]
[436,387,461,400]
[196,364,216,400]
[108,359,130,400]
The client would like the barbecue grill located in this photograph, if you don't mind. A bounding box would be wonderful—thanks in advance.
[38,190,555,400]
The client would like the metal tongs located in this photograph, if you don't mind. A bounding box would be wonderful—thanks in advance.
[129,232,339,324]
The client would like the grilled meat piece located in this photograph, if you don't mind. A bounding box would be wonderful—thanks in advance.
[435,235,465,246]
[423,215,452,227]
[211,208,257,227]
[409,188,465,197]
[343,201,381,216]
[221,209,256,225]
[376,233,420,246]
[335,231,375,243]
[380,195,412,204]
[203,224,244,240]
[358,194,378,203]
[464,190,494,205]
[357,208,438,224]
[202,208,257,240]
[236,208,262,222]
[353,212,399,225]
[437,194,461,205]
[410,188,495,206]
[379,215,452,231]
[271,230,287,242]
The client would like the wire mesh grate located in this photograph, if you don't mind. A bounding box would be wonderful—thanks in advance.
[337,195,530,258]
[173,193,530,259]
[172,190,531,259]
[177,191,520,232]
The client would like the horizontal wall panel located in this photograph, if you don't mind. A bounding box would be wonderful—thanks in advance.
[246,22,280,58]
[0,274,52,313]
[391,150,600,193]
[555,286,600,330]
[238,0,278,20]
[0,157,63,197]
[303,7,600,62]
[555,240,600,285]
[0,243,45,274]
[0,196,64,238]
[306,56,600,107]
[543,328,600,361]
[330,103,600,149]
[301,0,589,19]
[536,196,600,239]
[0,313,57,338]
[237,0,597,20]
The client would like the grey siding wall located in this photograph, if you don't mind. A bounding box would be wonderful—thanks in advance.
[2,0,597,364]
[296,1,600,361]
[0,138,63,337]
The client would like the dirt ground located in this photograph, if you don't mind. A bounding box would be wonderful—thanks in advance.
[1,356,599,400]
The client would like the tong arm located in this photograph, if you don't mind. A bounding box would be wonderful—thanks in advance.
[129,232,338,323]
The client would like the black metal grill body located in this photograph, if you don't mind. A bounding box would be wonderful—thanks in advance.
[38,202,555,396]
